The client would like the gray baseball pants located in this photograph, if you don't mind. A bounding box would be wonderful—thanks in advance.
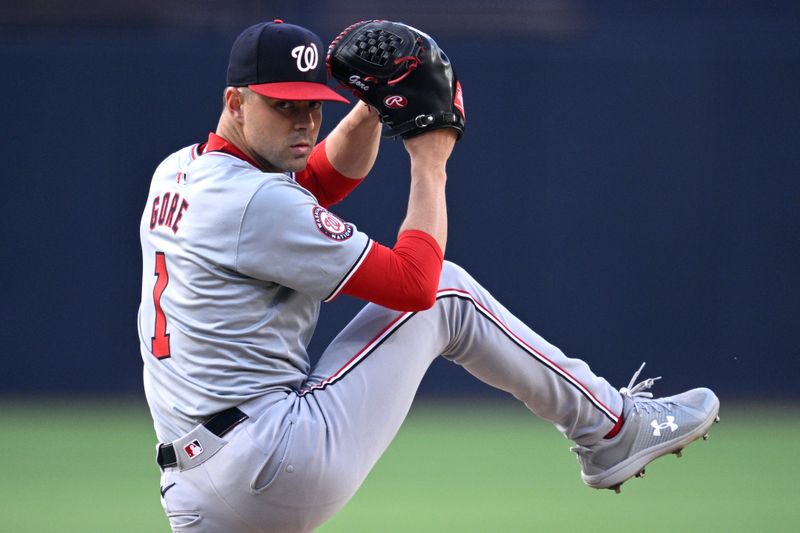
[158,261,623,532]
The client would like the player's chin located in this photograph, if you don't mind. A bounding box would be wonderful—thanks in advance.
[283,154,311,173]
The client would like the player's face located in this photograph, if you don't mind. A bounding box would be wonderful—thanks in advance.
[241,93,323,173]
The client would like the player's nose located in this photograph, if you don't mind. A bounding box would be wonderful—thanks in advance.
[292,103,320,130]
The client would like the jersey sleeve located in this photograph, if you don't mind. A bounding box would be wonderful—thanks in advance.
[235,177,371,300]
[295,139,363,207]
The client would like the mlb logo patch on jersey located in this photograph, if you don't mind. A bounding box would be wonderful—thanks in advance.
[313,206,354,241]
[184,439,204,459]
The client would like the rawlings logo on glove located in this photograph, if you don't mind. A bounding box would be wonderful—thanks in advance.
[327,20,466,139]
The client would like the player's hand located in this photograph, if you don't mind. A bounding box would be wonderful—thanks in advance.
[403,128,457,168]
[328,21,465,140]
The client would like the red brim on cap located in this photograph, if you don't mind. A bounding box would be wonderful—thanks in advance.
[248,81,349,103]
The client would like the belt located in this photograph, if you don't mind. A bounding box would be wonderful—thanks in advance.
[157,407,248,469]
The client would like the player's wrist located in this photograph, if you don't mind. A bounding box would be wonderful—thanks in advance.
[404,130,456,163]
[409,164,448,184]
[408,147,451,175]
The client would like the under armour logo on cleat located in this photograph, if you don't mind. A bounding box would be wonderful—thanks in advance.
[651,416,678,436]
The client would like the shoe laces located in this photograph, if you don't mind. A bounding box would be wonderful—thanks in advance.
[621,362,673,414]
[571,363,670,458]
[620,362,661,398]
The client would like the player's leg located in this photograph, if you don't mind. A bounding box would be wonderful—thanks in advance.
[259,261,629,527]
[305,260,623,446]
[300,261,718,504]
[202,260,627,530]
[210,260,718,531]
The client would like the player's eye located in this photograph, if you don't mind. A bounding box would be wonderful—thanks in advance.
[275,101,293,111]
[309,101,323,110]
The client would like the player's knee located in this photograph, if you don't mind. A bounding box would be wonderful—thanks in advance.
[439,260,476,289]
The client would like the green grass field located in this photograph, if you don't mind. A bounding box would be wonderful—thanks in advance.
[1,398,797,532]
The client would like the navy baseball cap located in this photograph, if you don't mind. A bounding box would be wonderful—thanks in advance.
[226,20,349,103]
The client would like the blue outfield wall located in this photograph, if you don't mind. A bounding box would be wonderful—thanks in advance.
[0,3,798,399]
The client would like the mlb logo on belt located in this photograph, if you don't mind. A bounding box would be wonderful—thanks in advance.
[184,439,204,459]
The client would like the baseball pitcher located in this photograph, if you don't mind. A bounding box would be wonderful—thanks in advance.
[138,20,720,532]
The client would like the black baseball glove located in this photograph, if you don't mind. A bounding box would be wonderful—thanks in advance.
[327,20,465,139]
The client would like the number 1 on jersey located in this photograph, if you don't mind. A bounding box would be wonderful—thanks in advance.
[152,251,171,359]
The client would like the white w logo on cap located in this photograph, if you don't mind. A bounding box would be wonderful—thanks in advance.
[291,43,319,72]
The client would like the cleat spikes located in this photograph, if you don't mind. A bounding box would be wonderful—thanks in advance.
[702,433,709,440]
[635,468,646,478]
[715,415,720,423]
[610,483,622,494]
[674,449,683,458]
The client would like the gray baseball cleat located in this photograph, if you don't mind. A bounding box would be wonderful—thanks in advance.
[571,363,720,493]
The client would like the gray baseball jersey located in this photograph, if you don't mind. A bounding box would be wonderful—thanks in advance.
[141,142,624,532]
[138,143,370,442]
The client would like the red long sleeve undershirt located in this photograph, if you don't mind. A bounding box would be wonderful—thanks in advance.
[298,141,445,310]
[296,139,362,207]
[341,230,445,312]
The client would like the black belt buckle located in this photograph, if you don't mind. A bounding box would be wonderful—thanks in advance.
[156,407,248,469]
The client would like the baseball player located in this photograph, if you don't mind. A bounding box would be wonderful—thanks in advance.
[138,20,720,532]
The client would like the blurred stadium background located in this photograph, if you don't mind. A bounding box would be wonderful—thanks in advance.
[1,1,798,531]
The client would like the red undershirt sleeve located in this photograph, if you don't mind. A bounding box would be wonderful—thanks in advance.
[340,230,444,312]
[296,138,364,207]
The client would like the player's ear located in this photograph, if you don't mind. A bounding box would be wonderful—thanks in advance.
[224,87,246,122]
